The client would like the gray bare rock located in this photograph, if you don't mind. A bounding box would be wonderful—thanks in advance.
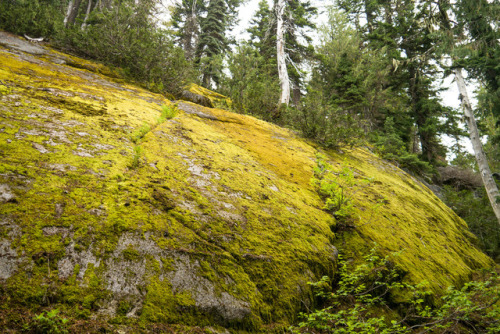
[0,240,21,280]
[0,184,16,203]
[180,90,214,108]
[167,254,251,321]
[55,233,251,322]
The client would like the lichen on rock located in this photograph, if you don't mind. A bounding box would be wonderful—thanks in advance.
[0,32,494,332]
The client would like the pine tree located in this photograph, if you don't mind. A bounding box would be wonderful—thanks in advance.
[248,0,274,60]
[250,0,316,106]
[195,0,229,88]
[338,0,449,164]
[171,0,206,60]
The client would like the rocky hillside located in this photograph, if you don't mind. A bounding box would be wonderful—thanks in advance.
[0,32,493,332]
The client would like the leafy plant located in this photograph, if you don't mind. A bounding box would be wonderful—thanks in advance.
[441,185,500,261]
[129,146,142,170]
[158,104,178,123]
[373,117,433,175]
[24,309,69,334]
[131,123,151,144]
[290,248,500,333]
[311,154,371,223]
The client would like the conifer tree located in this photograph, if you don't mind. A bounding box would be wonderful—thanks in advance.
[248,0,274,57]
[338,0,449,164]
[171,0,205,60]
[195,0,229,87]
[249,0,316,106]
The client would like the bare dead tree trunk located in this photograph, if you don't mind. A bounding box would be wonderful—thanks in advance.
[454,68,500,224]
[276,0,290,105]
[64,0,74,27]
[183,1,199,61]
[81,0,93,30]
[65,0,83,27]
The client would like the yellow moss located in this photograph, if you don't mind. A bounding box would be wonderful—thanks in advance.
[323,148,493,298]
[186,83,232,109]
[0,33,493,332]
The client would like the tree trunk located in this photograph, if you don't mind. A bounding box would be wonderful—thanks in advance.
[364,0,376,34]
[454,68,500,224]
[64,0,74,27]
[65,0,83,27]
[276,0,290,105]
[81,0,93,30]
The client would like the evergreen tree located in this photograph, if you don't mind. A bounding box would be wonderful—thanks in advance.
[171,0,206,60]
[221,1,280,119]
[338,0,451,165]
[435,0,500,224]
[246,0,316,107]
[248,0,274,57]
[195,0,229,88]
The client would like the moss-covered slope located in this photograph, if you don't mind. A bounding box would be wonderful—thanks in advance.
[0,32,493,332]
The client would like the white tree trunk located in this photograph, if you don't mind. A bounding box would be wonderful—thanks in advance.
[454,68,500,224]
[81,0,93,31]
[64,0,74,27]
[276,0,290,105]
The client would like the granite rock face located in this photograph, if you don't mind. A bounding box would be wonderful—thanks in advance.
[0,32,493,331]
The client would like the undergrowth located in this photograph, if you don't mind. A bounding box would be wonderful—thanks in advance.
[24,309,69,334]
[311,154,372,226]
[290,248,500,333]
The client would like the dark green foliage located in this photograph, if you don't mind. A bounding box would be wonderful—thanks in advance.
[336,0,456,166]
[291,249,500,333]
[280,0,317,102]
[247,0,274,57]
[299,8,393,150]
[442,186,500,261]
[373,117,432,174]
[222,44,280,119]
[453,0,500,148]
[195,0,229,87]
[455,0,500,115]
[0,0,193,97]
[0,0,65,37]
[227,0,316,108]
[58,1,193,96]
[294,88,365,148]
[171,0,206,60]
[24,309,69,334]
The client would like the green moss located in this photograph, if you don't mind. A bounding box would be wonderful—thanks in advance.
[122,245,141,261]
[0,83,11,95]
[324,148,493,300]
[0,34,493,333]
[186,83,232,109]
[140,277,195,324]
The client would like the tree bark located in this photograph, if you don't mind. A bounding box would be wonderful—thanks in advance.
[276,0,290,105]
[183,1,199,61]
[64,0,74,27]
[454,68,500,224]
[81,0,93,30]
[65,0,83,27]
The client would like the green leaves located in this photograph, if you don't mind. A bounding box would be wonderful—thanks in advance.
[291,246,500,333]
[311,154,372,225]
[25,309,69,334]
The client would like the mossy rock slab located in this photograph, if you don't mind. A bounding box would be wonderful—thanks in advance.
[0,32,493,332]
